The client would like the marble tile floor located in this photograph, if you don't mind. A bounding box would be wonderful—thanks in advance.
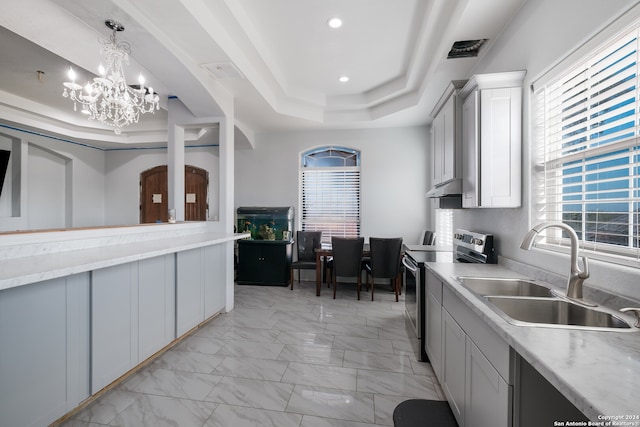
[58,282,446,427]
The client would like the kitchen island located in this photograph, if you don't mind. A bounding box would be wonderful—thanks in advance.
[0,222,248,427]
[424,260,640,425]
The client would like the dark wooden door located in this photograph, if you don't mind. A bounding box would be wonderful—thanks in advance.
[140,165,168,223]
[185,165,208,221]
[140,165,208,223]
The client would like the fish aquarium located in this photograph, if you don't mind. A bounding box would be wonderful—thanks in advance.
[236,207,294,241]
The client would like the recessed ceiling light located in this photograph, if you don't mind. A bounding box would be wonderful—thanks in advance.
[338,76,349,83]
[328,17,343,29]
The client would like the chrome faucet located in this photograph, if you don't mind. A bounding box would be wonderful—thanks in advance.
[520,222,591,302]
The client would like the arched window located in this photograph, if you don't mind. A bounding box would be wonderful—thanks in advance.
[299,146,361,242]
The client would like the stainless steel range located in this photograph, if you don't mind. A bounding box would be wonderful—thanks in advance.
[403,229,495,361]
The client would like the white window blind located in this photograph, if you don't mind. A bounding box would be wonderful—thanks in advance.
[300,147,361,243]
[435,209,453,249]
[534,27,640,263]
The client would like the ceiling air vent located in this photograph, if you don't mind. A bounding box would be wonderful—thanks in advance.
[447,39,487,59]
[202,61,245,80]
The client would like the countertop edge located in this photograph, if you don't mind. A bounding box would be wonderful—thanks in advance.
[0,232,245,291]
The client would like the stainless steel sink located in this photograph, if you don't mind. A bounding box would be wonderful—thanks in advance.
[457,276,556,297]
[484,296,637,331]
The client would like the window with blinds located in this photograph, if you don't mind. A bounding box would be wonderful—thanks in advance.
[300,147,360,243]
[534,26,640,263]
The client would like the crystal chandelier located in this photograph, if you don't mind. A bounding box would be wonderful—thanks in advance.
[62,20,160,134]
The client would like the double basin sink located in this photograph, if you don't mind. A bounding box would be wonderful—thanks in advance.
[455,277,637,332]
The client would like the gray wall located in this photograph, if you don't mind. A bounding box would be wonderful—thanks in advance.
[234,126,430,244]
[105,146,220,226]
[454,0,640,301]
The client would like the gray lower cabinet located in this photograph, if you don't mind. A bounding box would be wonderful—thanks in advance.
[0,244,227,427]
[442,308,467,424]
[91,263,139,393]
[91,255,176,393]
[466,337,511,426]
[176,246,226,335]
[0,274,90,427]
[434,275,513,427]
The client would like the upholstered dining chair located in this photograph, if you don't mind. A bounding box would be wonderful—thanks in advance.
[290,231,323,290]
[330,237,365,300]
[365,237,403,301]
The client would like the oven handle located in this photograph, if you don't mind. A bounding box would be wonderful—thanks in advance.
[402,256,418,273]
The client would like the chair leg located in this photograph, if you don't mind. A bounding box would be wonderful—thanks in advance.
[371,278,375,301]
[394,276,399,302]
[357,275,361,301]
[290,269,294,290]
[333,272,337,299]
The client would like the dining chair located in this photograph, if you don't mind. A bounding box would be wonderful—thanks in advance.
[290,231,323,290]
[330,237,365,300]
[365,237,403,301]
[420,230,436,245]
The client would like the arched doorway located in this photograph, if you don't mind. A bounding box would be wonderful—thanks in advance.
[140,165,208,223]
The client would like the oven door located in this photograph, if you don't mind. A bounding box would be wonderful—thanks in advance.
[402,255,420,338]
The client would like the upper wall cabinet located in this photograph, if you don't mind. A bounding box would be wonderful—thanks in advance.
[430,81,466,188]
[460,71,525,208]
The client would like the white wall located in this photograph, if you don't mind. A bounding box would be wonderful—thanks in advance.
[453,0,640,301]
[235,126,430,244]
[105,146,220,226]
[0,124,106,231]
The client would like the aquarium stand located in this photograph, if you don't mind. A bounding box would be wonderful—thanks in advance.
[236,239,293,286]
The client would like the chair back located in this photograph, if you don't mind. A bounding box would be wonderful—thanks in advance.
[369,237,403,279]
[296,231,322,262]
[331,237,364,278]
[420,230,436,245]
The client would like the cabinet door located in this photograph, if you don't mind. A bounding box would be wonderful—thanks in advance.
[237,242,263,283]
[465,338,511,427]
[462,90,479,208]
[431,112,444,186]
[442,308,467,426]
[260,244,285,284]
[425,288,443,378]
[138,255,175,361]
[92,264,137,393]
[424,270,443,379]
[176,248,204,336]
[479,87,521,207]
[441,96,457,183]
[204,244,226,317]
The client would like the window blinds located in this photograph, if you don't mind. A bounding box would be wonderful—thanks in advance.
[301,167,361,242]
[535,28,640,261]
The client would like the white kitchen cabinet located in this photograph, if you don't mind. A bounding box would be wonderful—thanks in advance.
[424,269,443,378]
[430,81,465,187]
[461,71,525,208]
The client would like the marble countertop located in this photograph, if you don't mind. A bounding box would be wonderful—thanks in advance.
[425,262,640,421]
[0,231,247,291]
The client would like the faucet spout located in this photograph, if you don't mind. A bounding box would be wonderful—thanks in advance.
[520,222,590,300]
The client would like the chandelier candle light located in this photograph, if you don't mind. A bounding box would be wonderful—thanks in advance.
[62,19,160,134]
